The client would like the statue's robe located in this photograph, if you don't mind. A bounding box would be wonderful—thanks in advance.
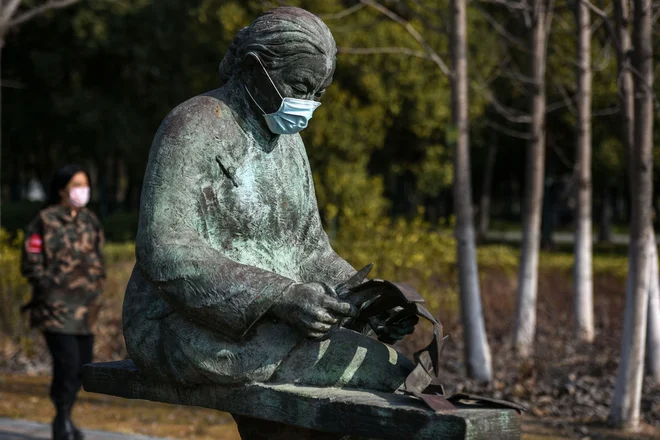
[123,80,412,389]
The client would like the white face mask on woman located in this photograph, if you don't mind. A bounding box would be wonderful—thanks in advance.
[244,55,321,135]
[69,186,90,208]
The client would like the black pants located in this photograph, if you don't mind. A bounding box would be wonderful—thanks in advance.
[43,332,94,407]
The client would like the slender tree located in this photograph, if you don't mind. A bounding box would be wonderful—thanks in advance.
[514,0,551,357]
[0,0,81,47]
[609,0,653,428]
[573,0,594,342]
[450,0,493,381]
[612,0,634,156]
[0,0,82,231]
[645,233,660,383]
[339,0,493,380]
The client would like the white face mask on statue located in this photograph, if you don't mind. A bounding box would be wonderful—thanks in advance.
[244,55,321,135]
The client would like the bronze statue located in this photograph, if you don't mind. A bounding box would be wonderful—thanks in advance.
[123,7,424,395]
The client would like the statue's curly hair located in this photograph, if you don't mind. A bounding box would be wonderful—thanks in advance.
[218,7,337,85]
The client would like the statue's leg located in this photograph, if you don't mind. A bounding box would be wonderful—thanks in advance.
[269,328,414,392]
[231,329,412,439]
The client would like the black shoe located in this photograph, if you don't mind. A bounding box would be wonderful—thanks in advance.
[70,418,84,440]
[52,405,76,440]
[73,426,85,440]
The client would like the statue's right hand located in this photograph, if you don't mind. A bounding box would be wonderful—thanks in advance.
[271,282,357,339]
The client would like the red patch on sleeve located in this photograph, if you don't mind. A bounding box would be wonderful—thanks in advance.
[27,234,43,253]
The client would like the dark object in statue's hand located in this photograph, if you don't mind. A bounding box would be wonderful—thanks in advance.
[368,306,419,344]
[336,270,425,344]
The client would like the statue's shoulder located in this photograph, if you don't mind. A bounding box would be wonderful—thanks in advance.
[157,91,236,142]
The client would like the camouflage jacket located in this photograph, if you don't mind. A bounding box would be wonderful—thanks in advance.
[21,205,105,334]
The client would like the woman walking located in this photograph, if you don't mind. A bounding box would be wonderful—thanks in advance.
[21,164,105,440]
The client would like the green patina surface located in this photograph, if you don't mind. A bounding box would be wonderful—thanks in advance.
[122,6,413,396]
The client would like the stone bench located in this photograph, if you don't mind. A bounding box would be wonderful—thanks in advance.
[82,360,521,439]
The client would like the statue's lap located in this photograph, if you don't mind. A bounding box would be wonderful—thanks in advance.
[127,300,412,392]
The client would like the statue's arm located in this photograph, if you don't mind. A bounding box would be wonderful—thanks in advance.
[297,148,357,286]
[135,101,295,340]
[299,221,357,287]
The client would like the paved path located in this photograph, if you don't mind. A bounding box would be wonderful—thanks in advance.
[0,418,171,440]
[485,230,646,246]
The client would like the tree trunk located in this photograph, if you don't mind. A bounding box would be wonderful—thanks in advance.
[609,0,653,428]
[478,137,497,241]
[573,0,594,343]
[646,232,660,383]
[614,0,634,162]
[450,0,492,381]
[514,0,549,358]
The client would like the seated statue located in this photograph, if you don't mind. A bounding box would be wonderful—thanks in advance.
[123,6,421,395]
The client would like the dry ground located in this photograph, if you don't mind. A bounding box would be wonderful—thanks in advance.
[1,264,659,439]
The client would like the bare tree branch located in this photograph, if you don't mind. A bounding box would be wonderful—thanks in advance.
[553,81,577,115]
[546,99,571,113]
[0,79,26,88]
[401,0,448,35]
[545,0,556,39]
[593,39,614,72]
[338,46,430,59]
[478,54,512,88]
[410,0,447,16]
[319,4,366,21]
[580,0,609,19]
[593,105,620,116]
[583,0,622,51]
[474,81,533,123]
[485,119,534,139]
[555,11,573,31]
[627,62,660,112]
[1,0,23,24]
[550,142,574,169]
[7,0,81,29]
[478,0,530,11]
[330,16,389,34]
[497,65,536,84]
[359,0,451,77]
[474,3,528,51]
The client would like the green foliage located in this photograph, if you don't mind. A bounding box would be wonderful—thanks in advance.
[0,220,631,345]
[104,241,137,265]
[5,0,660,231]
[593,136,625,183]
[102,211,139,242]
[0,229,31,341]
[333,212,457,310]
[416,144,453,197]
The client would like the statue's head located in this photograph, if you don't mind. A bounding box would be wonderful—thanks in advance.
[219,7,337,133]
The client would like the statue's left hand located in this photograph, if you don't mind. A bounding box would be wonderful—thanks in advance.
[271,282,358,340]
[368,307,418,344]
